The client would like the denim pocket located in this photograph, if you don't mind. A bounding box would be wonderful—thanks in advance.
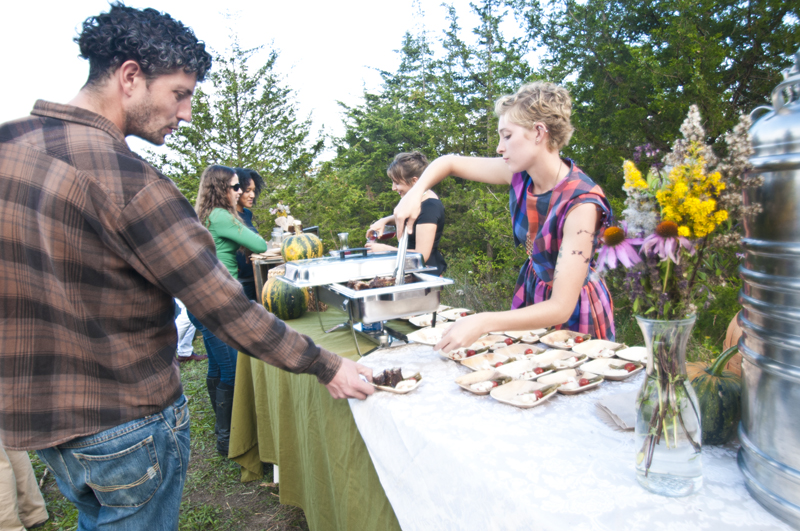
[74,435,162,508]
[172,397,190,432]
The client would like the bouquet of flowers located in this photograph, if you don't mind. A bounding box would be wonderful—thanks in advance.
[595,105,761,484]
[596,105,760,319]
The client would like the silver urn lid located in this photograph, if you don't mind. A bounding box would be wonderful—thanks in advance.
[749,49,800,168]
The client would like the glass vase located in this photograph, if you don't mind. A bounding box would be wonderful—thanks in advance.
[634,315,703,496]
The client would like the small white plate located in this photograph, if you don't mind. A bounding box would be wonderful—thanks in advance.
[455,370,511,395]
[406,322,454,345]
[539,330,592,349]
[438,347,469,361]
[572,339,625,358]
[498,329,548,340]
[490,380,558,409]
[438,308,474,320]
[537,369,604,395]
[616,346,648,363]
[374,376,423,394]
[460,352,509,372]
[470,334,510,351]
[408,313,450,328]
[496,359,554,381]
[581,359,644,381]
[533,349,588,369]
[493,343,546,358]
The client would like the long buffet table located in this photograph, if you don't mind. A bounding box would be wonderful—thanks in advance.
[229,310,792,531]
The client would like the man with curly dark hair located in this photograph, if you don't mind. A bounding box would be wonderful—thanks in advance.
[0,4,374,529]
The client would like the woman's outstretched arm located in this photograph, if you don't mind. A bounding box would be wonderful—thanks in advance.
[433,203,599,352]
[394,155,511,236]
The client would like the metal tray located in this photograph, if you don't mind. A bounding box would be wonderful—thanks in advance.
[309,272,453,324]
[282,250,429,288]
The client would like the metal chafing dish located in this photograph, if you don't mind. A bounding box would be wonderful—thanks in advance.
[278,248,453,354]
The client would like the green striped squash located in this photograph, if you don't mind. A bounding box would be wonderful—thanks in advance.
[281,233,324,262]
[262,277,308,320]
[688,346,742,445]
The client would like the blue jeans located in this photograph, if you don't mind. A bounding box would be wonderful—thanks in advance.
[36,395,190,531]
[239,278,258,301]
[187,311,238,386]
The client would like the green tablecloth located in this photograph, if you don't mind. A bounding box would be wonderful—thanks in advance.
[230,309,412,531]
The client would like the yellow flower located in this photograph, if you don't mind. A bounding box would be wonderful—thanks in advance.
[652,141,728,239]
[623,160,647,190]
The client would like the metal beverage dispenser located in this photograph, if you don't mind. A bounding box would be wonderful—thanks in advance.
[738,50,800,527]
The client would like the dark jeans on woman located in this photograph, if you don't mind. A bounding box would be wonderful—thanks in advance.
[186,311,238,386]
[239,278,258,302]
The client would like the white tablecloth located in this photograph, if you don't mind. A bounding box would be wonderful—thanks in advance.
[349,343,791,531]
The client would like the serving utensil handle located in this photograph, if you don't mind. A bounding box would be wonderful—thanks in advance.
[394,231,409,285]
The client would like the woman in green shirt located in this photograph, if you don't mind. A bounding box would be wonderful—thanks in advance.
[191,165,267,457]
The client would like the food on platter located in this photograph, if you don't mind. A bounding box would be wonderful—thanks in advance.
[499,328,548,340]
[581,358,644,381]
[438,308,474,320]
[406,322,455,345]
[572,339,625,358]
[372,368,422,393]
[460,352,509,371]
[469,335,511,351]
[455,370,513,395]
[551,354,588,369]
[439,348,468,361]
[490,380,558,409]
[346,275,417,291]
[496,359,554,381]
[372,367,404,387]
[539,330,592,349]
[493,343,546,358]
[537,369,604,394]
[615,346,647,363]
[519,334,541,344]
[529,349,587,369]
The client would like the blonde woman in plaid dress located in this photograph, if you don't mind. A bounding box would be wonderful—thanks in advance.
[393,82,614,353]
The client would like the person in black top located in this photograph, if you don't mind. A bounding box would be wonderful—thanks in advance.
[366,152,447,275]
[234,167,266,300]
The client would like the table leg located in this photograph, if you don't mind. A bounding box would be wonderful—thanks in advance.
[274,464,279,484]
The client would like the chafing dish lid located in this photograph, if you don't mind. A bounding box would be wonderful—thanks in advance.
[281,250,429,287]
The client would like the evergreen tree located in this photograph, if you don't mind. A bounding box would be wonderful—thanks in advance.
[147,41,322,206]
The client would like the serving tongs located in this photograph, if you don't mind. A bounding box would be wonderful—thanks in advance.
[394,231,409,286]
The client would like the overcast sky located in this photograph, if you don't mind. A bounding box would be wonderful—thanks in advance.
[1,0,498,157]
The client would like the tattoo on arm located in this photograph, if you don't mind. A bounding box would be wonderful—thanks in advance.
[553,248,563,280]
[571,249,591,264]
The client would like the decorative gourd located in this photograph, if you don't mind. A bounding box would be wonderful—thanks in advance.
[280,223,324,262]
[262,277,308,320]
[687,346,742,445]
[722,311,743,377]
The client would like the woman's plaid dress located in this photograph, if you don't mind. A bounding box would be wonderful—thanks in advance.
[509,159,615,340]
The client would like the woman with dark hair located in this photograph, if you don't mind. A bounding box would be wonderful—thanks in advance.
[365,152,447,276]
[190,165,267,456]
[233,168,266,301]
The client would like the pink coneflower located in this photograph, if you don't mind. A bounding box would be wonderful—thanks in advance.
[641,220,694,264]
[596,223,643,272]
